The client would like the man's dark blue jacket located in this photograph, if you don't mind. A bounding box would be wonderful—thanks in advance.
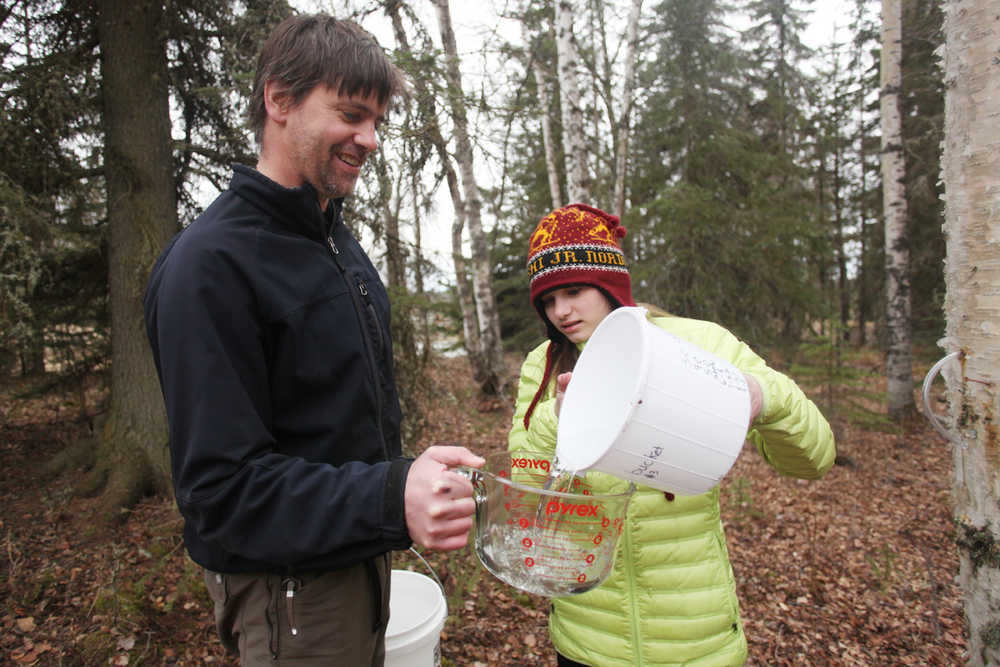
[144,165,412,575]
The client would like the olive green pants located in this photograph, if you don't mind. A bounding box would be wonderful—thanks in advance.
[204,555,390,666]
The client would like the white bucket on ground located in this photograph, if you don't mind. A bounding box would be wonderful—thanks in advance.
[556,307,751,495]
[385,569,447,667]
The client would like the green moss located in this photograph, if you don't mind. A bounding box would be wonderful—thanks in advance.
[91,589,117,614]
[75,629,116,663]
[514,593,536,608]
[864,545,897,593]
[146,539,173,560]
[981,621,1000,650]
[956,521,1000,572]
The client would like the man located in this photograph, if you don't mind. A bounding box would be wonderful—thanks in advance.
[143,14,482,665]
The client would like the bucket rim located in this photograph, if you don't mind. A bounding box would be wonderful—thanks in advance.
[557,306,653,471]
[386,570,447,640]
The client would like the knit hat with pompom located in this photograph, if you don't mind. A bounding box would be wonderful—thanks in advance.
[522,203,636,428]
[527,203,636,328]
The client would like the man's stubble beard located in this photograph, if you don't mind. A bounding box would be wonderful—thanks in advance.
[292,133,360,202]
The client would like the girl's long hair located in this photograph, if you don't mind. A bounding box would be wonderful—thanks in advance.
[522,299,671,428]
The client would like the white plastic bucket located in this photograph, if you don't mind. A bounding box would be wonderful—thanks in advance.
[556,307,751,495]
[385,569,447,667]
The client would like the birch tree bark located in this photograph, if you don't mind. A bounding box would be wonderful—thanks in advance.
[385,3,484,374]
[433,0,507,395]
[555,0,590,203]
[520,6,563,210]
[880,0,914,418]
[940,2,1000,664]
[613,0,642,219]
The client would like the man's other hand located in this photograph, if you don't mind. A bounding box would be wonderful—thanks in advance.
[404,446,484,551]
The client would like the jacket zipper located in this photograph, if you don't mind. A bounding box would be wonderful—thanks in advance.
[283,576,300,636]
[323,235,392,639]
[623,510,642,664]
[326,236,389,461]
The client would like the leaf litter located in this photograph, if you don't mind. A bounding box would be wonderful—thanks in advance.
[0,352,966,665]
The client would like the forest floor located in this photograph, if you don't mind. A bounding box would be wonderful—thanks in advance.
[1,345,968,666]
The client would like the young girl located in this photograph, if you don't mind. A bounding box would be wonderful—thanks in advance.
[508,203,836,666]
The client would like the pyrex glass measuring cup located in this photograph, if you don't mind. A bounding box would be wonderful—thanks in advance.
[460,452,633,597]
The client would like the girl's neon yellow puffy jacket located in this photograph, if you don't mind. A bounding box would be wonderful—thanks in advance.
[508,314,836,666]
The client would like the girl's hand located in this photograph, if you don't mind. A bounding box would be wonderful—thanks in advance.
[743,373,763,426]
[554,372,572,417]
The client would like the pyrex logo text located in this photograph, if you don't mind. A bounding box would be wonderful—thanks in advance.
[544,500,601,516]
[510,456,550,473]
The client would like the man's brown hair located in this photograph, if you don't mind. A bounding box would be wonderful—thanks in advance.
[247,14,406,143]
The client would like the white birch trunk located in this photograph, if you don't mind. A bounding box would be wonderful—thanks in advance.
[613,0,643,219]
[940,3,1000,664]
[433,0,507,395]
[555,0,590,203]
[450,194,484,373]
[386,5,483,369]
[880,0,913,418]
[520,7,563,209]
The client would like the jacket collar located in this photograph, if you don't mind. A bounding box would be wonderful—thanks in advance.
[230,164,344,241]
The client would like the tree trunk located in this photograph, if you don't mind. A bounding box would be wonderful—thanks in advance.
[433,0,507,396]
[613,0,642,219]
[880,0,914,419]
[450,200,486,377]
[940,3,1000,664]
[833,114,850,339]
[555,0,590,203]
[385,3,484,375]
[375,154,426,447]
[536,58,563,210]
[89,0,176,512]
[410,171,432,364]
[854,0,872,346]
[519,6,563,210]
[380,159,406,291]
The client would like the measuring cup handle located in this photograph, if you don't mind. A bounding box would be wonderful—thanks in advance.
[450,466,486,501]
[921,351,961,444]
[451,466,480,484]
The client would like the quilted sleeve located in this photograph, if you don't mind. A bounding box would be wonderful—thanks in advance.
[659,317,836,480]
[723,331,835,479]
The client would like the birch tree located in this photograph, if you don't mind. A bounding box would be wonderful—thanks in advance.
[520,5,563,210]
[880,0,913,418]
[555,0,590,203]
[940,1,1000,663]
[581,0,643,217]
[385,2,484,375]
[432,0,507,395]
[613,0,642,218]
[849,0,880,346]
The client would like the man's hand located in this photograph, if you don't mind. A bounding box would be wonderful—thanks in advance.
[404,446,484,551]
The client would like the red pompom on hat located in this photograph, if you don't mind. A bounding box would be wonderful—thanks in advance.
[522,203,636,429]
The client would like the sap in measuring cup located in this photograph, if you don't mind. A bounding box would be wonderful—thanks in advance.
[460,452,632,597]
